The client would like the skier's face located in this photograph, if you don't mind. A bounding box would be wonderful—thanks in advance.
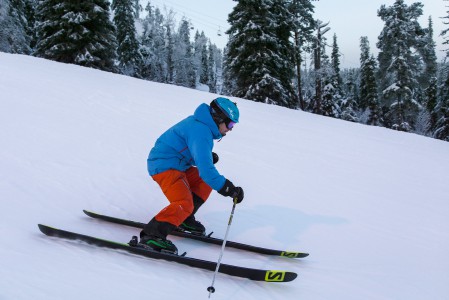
[219,122,231,136]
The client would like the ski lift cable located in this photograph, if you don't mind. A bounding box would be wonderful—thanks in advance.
[149,0,227,26]
[150,0,228,31]
[150,0,226,32]
[155,0,228,25]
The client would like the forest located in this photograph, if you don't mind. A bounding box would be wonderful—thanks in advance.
[1,0,448,142]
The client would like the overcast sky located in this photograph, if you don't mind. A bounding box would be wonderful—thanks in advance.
[144,0,447,68]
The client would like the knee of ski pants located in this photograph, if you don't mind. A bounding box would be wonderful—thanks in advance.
[152,170,195,225]
[184,167,212,202]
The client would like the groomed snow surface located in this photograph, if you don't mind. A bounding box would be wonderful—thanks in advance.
[1,53,448,300]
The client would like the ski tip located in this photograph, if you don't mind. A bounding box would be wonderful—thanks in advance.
[83,210,102,219]
[265,270,298,282]
[280,251,309,258]
[38,224,56,235]
[286,272,298,282]
[38,224,49,231]
[82,209,94,216]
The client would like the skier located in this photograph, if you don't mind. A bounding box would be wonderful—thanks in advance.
[139,97,245,254]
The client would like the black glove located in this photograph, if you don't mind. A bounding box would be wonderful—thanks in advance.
[232,187,244,204]
[218,179,244,204]
[212,152,219,164]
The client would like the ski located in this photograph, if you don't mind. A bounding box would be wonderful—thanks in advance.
[83,210,308,258]
[38,224,297,282]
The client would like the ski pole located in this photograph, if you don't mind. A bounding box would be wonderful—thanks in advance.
[207,197,238,298]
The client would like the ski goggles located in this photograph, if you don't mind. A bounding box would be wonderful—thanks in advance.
[226,120,236,130]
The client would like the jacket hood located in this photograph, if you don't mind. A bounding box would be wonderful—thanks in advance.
[193,103,222,139]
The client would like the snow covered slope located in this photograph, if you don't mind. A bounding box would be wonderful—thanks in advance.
[1,53,448,300]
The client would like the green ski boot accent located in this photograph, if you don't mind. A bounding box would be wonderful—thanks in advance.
[139,236,178,255]
[178,216,206,236]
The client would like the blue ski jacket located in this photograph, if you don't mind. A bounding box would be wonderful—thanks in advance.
[147,103,226,191]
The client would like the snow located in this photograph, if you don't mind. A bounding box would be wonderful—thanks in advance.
[1,52,449,300]
[196,82,210,92]
[382,83,400,94]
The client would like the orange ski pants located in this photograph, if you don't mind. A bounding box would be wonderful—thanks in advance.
[152,167,212,226]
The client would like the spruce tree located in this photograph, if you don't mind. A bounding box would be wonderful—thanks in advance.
[435,0,449,141]
[359,36,370,111]
[321,83,340,118]
[139,3,155,80]
[365,55,381,126]
[207,43,218,93]
[419,17,437,90]
[225,0,296,108]
[193,31,207,84]
[140,3,167,82]
[359,37,380,125]
[330,33,342,92]
[418,17,438,133]
[434,73,449,141]
[35,0,117,72]
[376,0,424,132]
[199,43,209,86]
[425,76,438,133]
[340,69,359,123]
[112,0,142,77]
[221,46,236,96]
[174,19,195,88]
[24,0,37,49]
[290,0,316,109]
[433,111,449,141]
[319,34,345,119]
[320,44,340,118]
[166,24,174,83]
[0,0,31,54]
[310,19,331,114]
